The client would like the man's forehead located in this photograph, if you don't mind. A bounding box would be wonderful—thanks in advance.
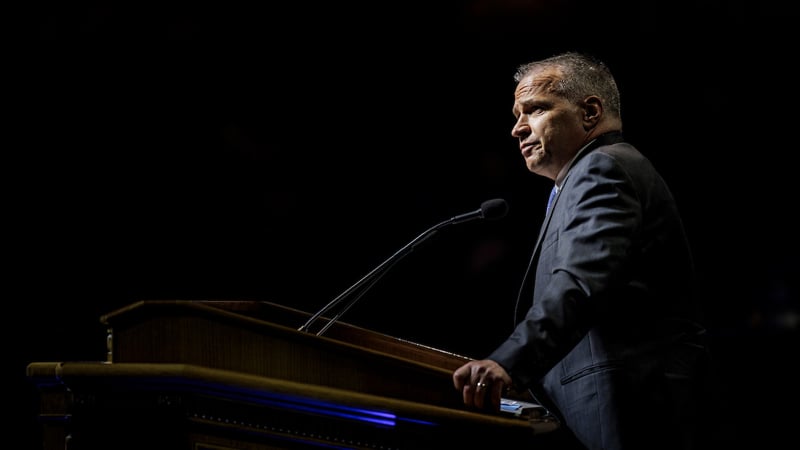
[517,67,561,94]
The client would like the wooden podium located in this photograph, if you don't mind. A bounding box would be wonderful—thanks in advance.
[27,300,558,449]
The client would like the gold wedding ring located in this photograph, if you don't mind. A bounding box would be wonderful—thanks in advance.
[476,381,488,389]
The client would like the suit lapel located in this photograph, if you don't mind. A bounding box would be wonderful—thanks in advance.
[512,131,625,324]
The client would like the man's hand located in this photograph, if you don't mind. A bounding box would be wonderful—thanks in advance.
[452,359,513,411]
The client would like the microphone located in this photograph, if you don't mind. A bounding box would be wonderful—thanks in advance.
[298,198,509,335]
[449,198,509,224]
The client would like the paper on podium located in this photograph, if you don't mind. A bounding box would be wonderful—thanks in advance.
[500,397,550,419]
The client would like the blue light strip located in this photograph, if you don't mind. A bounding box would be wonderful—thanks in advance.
[118,376,439,428]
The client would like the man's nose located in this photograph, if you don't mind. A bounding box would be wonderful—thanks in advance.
[511,117,528,138]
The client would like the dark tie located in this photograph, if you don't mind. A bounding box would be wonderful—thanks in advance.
[546,185,558,214]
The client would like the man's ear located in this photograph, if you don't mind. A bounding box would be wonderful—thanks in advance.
[582,96,603,129]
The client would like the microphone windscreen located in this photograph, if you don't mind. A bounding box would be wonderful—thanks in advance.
[481,198,509,220]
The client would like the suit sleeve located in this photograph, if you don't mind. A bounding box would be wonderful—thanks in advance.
[488,151,642,387]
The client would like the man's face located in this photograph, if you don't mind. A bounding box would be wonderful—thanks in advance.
[511,69,588,180]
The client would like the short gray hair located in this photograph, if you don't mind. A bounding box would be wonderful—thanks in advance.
[514,52,622,118]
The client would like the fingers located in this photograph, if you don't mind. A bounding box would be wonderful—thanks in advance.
[462,378,504,410]
[453,360,511,411]
[488,380,505,411]
[472,378,491,410]
[452,364,471,391]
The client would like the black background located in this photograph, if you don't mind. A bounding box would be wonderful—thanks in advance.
[13,1,798,448]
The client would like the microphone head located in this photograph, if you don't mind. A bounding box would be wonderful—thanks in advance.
[480,198,509,220]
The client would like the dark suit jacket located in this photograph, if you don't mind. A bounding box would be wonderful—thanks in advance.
[488,132,709,450]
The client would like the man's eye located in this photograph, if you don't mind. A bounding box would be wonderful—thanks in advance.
[525,105,543,114]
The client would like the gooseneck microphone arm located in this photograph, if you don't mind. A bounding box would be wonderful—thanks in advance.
[297,198,508,336]
[300,222,442,336]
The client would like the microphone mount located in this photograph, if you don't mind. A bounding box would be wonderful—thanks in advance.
[297,199,508,336]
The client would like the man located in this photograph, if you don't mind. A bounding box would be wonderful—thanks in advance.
[453,52,711,450]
